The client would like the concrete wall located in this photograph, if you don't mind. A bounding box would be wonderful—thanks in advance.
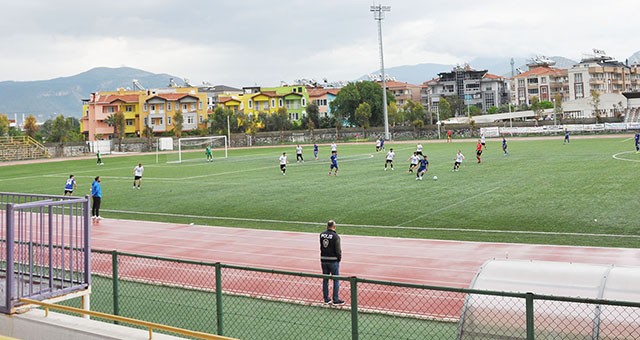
[0,309,188,340]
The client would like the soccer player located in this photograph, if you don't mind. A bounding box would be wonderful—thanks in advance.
[63,175,77,196]
[296,144,304,163]
[330,142,337,153]
[502,137,509,156]
[635,132,639,153]
[328,151,338,176]
[379,138,385,151]
[416,143,424,156]
[476,139,483,163]
[96,151,103,165]
[384,148,395,171]
[564,129,570,144]
[416,155,429,180]
[205,145,213,162]
[133,163,144,189]
[447,130,452,143]
[313,143,319,160]
[480,133,487,150]
[375,138,381,152]
[408,152,420,173]
[279,152,288,175]
[453,150,464,172]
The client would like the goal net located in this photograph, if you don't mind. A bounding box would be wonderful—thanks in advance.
[164,135,228,163]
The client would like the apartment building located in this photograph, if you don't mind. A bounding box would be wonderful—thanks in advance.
[513,62,569,105]
[568,53,631,100]
[81,87,208,141]
[427,65,509,115]
[378,80,422,108]
[307,88,339,118]
[217,85,311,121]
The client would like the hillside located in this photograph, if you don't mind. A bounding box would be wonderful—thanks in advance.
[0,67,183,120]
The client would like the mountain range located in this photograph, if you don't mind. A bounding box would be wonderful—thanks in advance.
[0,67,183,122]
[1,51,638,121]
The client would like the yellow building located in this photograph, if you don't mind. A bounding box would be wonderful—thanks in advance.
[81,87,208,141]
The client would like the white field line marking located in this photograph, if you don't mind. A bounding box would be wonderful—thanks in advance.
[396,187,502,227]
[620,137,633,143]
[612,151,640,163]
[102,209,640,239]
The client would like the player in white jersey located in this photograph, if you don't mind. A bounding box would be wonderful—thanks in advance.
[453,150,465,172]
[279,152,288,175]
[384,148,395,171]
[408,152,420,173]
[295,145,304,163]
[330,142,337,152]
[416,143,424,156]
[133,163,144,189]
[480,134,486,149]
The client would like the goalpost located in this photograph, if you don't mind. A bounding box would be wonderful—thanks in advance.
[162,135,229,163]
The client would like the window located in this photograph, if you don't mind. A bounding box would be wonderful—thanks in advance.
[575,84,584,98]
[527,78,538,84]
[125,105,133,112]
[190,104,195,111]
[271,99,276,108]
[574,73,583,83]
[182,104,188,111]
[199,115,203,123]
[541,77,547,84]
[298,87,302,93]
[301,98,306,106]
[279,99,283,107]
[150,105,156,113]
[126,119,134,126]
[143,103,148,111]
[248,100,253,109]
[518,79,525,87]
[168,116,172,125]
[187,116,194,124]
[198,102,202,110]
[167,102,172,111]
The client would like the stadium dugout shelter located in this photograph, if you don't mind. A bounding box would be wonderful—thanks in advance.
[457,259,640,339]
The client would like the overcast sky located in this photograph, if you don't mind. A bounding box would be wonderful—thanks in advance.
[1,0,639,87]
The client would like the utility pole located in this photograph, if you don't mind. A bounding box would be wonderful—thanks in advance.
[371,4,391,140]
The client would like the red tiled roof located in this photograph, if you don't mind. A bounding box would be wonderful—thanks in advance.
[382,80,420,88]
[483,73,503,79]
[514,66,567,78]
[218,97,240,104]
[93,94,139,104]
[151,93,191,101]
[251,91,279,98]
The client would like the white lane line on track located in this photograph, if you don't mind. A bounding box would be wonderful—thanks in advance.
[102,208,640,239]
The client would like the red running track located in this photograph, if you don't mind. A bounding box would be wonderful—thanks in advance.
[91,218,640,319]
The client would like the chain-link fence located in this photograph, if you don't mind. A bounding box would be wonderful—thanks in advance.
[72,250,640,339]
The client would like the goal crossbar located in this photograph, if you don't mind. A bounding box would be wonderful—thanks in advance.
[177,136,228,163]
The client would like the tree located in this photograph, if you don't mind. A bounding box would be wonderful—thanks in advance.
[354,102,372,138]
[330,80,395,127]
[209,107,233,135]
[530,96,544,124]
[0,113,9,136]
[387,102,399,128]
[23,114,38,139]
[142,124,154,151]
[553,93,564,122]
[106,112,126,151]
[306,102,320,130]
[274,107,290,142]
[445,95,465,117]
[468,105,482,116]
[173,111,184,138]
[438,98,452,121]
[402,99,426,124]
[590,89,602,122]
[487,106,499,114]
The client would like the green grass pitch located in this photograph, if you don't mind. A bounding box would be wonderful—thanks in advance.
[2,136,639,248]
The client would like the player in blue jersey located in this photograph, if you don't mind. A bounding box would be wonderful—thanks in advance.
[502,137,508,156]
[63,175,77,196]
[635,132,640,153]
[328,151,338,176]
[563,129,570,144]
[416,155,429,180]
[313,143,319,160]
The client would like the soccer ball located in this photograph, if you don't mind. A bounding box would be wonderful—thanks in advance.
[433,176,438,181]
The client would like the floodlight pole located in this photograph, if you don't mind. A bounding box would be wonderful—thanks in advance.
[371,4,391,141]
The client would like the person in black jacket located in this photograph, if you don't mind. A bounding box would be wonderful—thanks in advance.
[320,220,344,305]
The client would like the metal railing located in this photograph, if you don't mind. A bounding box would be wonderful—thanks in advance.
[19,298,236,340]
[1,192,90,313]
[77,250,640,340]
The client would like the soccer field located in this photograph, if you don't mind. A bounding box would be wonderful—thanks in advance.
[2,136,639,248]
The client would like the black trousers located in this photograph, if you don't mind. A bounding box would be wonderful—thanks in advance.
[92,196,101,217]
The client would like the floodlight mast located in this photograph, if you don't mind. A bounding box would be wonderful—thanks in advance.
[371,4,391,141]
